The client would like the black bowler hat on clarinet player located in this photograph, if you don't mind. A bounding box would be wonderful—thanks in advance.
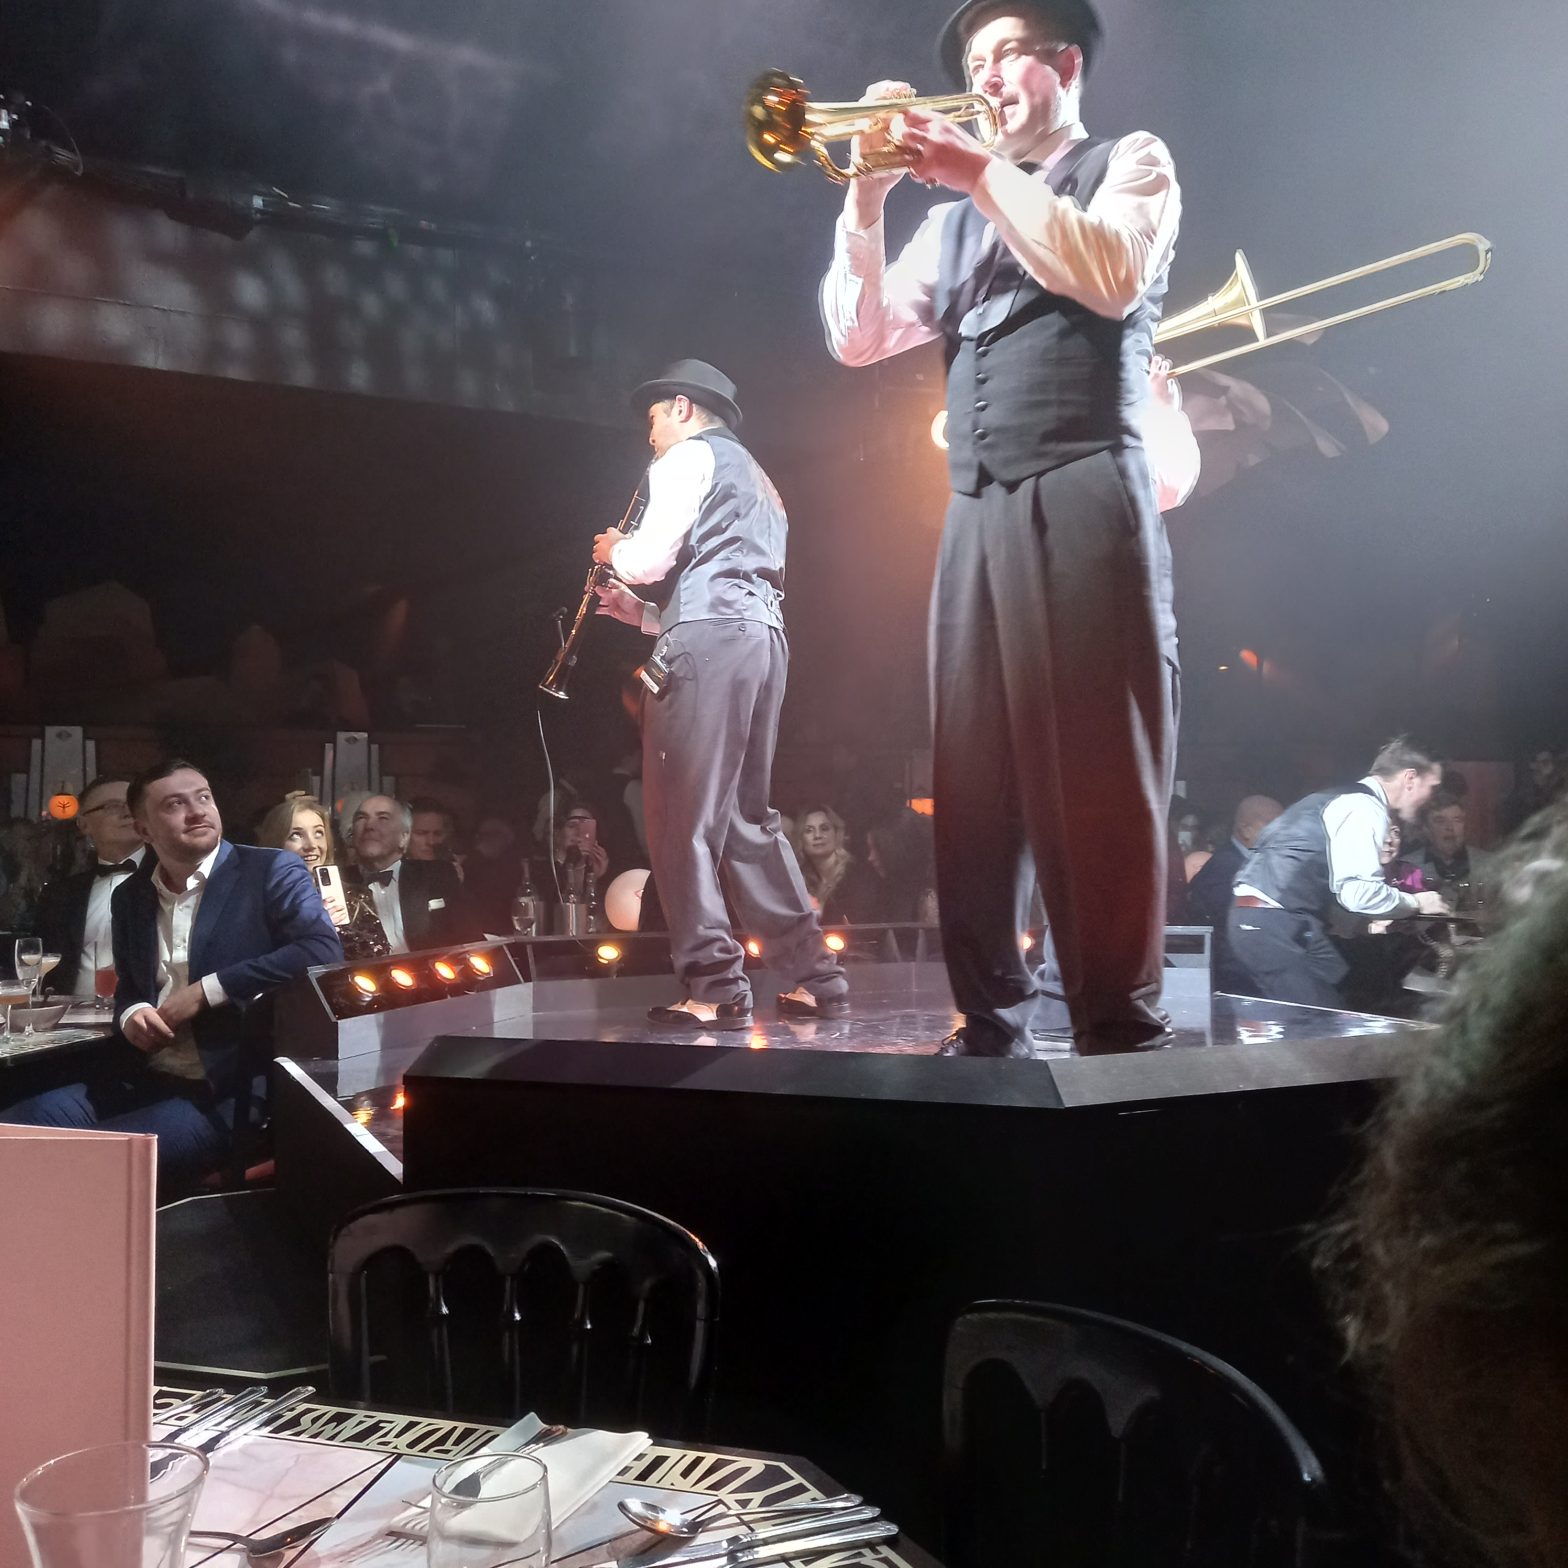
[937,0,1104,86]
[630,359,743,431]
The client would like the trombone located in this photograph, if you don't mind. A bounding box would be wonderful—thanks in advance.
[1156,233,1492,375]
[746,69,998,184]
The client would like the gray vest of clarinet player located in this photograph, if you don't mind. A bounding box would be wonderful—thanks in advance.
[933,137,1172,497]
[1234,783,1381,920]
[647,426,787,632]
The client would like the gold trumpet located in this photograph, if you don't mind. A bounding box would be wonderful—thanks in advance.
[745,69,998,185]
[1156,233,1493,375]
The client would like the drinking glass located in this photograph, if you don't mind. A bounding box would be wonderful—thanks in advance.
[39,952,62,995]
[13,939,43,1037]
[0,976,31,1049]
[93,942,117,1013]
[14,1440,207,1568]
[426,1450,551,1568]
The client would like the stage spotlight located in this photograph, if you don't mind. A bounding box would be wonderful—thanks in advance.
[350,971,380,1000]
[930,410,949,449]
[433,959,459,983]
[1019,932,1035,952]
[745,938,763,958]
[824,932,847,953]
[467,952,494,978]
[388,966,418,991]
[392,1088,407,1112]
[595,942,623,966]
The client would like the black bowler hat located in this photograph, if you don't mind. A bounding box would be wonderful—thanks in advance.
[630,359,743,430]
[937,0,1104,87]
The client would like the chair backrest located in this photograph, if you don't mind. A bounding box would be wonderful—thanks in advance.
[328,1188,719,1436]
[942,1300,1341,1568]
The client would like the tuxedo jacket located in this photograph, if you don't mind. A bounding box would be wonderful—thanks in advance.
[111,841,344,1114]
[352,858,480,952]
[37,869,96,996]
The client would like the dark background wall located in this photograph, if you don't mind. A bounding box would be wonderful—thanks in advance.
[2,0,1565,805]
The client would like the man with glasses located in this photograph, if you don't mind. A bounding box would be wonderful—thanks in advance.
[820,0,1182,1055]
[37,773,148,999]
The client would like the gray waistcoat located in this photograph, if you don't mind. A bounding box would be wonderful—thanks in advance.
[1235,784,1381,918]
[648,427,787,632]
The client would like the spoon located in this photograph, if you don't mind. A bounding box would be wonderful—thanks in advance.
[188,1514,335,1559]
[617,1492,863,1540]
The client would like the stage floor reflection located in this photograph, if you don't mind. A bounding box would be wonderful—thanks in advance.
[300,984,1430,1169]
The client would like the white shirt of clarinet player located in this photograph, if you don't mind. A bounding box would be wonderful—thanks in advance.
[119,845,229,1081]
[367,861,409,953]
[74,845,149,999]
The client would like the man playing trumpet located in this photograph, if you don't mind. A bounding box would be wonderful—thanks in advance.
[820,0,1183,1055]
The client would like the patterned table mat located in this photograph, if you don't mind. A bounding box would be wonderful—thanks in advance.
[155,1388,934,1567]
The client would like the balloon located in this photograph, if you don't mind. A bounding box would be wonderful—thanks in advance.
[604,868,650,932]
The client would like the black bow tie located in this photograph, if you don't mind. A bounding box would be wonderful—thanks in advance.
[366,867,397,888]
[95,859,138,877]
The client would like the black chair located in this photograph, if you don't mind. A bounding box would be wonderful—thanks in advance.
[942,1301,1343,1568]
[328,1188,719,1436]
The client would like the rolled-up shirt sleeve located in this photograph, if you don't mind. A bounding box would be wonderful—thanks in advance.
[1324,792,1418,918]
[609,440,714,587]
[971,131,1181,320]
[820,205,950,366]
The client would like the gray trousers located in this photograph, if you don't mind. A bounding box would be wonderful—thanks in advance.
[929,448,1178,1053]
[642,618,847,1006]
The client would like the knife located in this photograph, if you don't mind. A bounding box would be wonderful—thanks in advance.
[156,1385,267,1445]
[194,1384,316,1455]
[590,1519,899,1568]
[608,1507,884,1567]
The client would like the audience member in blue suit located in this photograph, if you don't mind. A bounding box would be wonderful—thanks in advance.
[1,759,343,1181]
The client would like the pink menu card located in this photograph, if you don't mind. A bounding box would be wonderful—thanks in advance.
[0,1127,156,1568]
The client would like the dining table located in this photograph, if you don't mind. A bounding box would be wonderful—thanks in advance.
[154,1384,946,1568]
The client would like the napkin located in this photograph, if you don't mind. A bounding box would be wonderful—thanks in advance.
[389,1427,649,1540]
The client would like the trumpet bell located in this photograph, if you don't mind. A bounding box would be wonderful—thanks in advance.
[1157,250,1266,347]
[746,70,814,173]
[745,69,998,184]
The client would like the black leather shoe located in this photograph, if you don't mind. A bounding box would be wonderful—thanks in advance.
[936,1028,1034,1060]
[1076,1028,1175,1055]
[647,999,753,1032]
[776,990,850,1020]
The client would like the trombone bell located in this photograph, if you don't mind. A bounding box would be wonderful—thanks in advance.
[1155,250,1265,347]
[745,69,998,185]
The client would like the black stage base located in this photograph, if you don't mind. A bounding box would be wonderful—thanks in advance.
[265,946,1430,1543]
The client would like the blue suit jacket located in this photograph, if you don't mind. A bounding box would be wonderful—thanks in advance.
[110,841,343,1114]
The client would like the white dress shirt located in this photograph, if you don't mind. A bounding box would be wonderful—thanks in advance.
[121,845,231,1080]
[366,860,409,953]
[608,438,718,634]
[820,123,1197,508]
[74,845,148,1000]
[1237,778,1416,919]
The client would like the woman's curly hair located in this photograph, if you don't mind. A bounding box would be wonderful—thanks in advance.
[1320,799,1568,1567]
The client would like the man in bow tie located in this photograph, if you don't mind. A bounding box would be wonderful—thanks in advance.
[820,0,1182,1057]
[348,794,479,954]
[36,773,149,1000]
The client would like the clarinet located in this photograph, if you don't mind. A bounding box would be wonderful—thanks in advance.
[538,480,647,701]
